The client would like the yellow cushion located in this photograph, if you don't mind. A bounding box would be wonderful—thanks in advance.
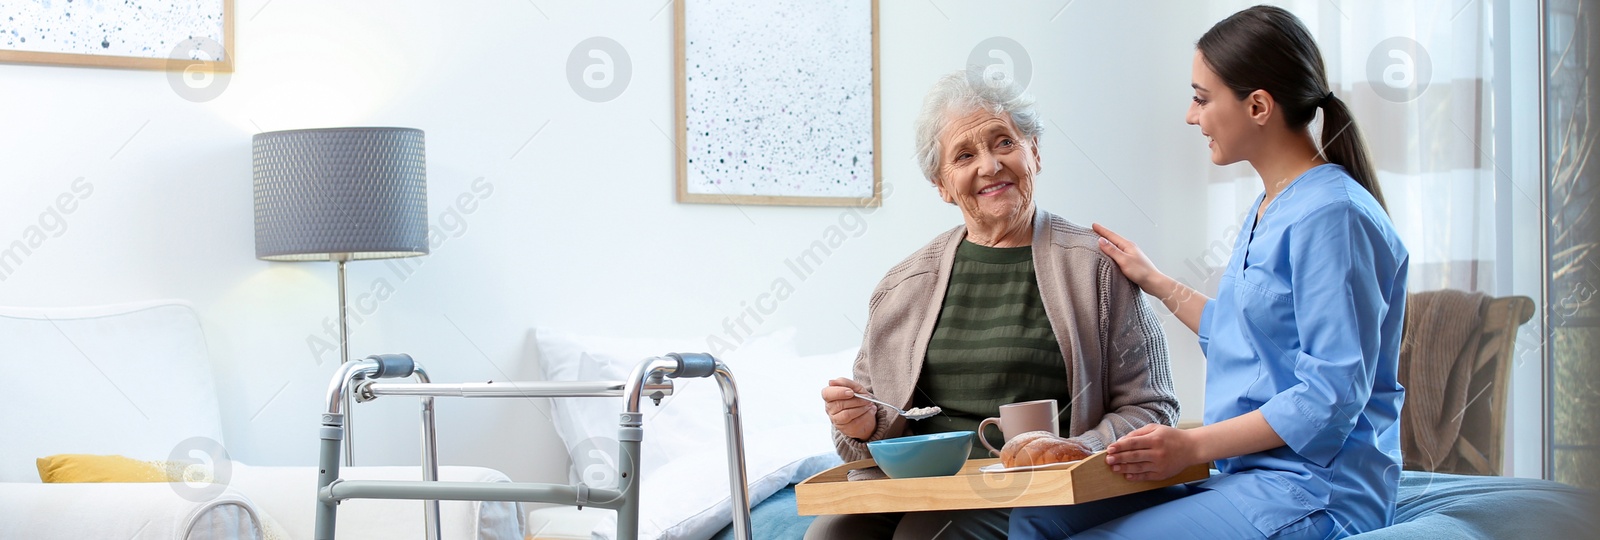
[36,454,182,483]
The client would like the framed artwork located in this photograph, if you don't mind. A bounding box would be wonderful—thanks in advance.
[0,0,232,72]
[675,0,881,207]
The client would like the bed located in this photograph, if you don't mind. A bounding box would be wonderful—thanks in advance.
[705,470,1599,539]
[530,325,1598,539]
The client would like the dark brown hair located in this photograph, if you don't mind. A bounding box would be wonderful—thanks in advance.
[1198,5,1385,209]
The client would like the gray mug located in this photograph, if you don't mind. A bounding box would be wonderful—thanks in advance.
[977,399,1060,457]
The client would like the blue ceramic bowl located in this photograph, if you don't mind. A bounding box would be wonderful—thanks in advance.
[866,431,974,479]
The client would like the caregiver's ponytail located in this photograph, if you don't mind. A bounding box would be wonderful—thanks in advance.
[1317,93,1385,209]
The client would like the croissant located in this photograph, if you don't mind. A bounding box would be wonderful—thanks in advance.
[1000,431,1092,468]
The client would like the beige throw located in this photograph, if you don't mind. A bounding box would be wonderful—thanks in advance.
[1399,289,1489,472]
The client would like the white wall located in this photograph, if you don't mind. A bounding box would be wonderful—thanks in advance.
[0,0,1227,483]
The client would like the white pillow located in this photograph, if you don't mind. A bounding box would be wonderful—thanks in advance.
[533,328,799,489]
[532,328,853,540]
[593,347,855,540]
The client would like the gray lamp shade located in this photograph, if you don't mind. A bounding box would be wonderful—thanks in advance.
[252,127,429,261]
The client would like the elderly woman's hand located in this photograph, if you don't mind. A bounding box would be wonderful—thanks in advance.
[821,378,878,441]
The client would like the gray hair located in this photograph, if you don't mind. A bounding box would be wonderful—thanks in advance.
[914,66,1043,185]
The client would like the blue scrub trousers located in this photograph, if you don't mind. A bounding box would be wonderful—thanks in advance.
[1009,483,1336,539]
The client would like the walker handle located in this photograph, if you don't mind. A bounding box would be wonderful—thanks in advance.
[366,354,417,379]
[666,353,717,379]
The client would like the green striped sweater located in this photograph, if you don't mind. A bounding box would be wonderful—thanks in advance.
[910,240,1070,458]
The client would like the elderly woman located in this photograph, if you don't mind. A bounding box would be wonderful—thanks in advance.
[808,67,1179,540]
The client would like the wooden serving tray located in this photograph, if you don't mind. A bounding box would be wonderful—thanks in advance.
[796,450,1209,515]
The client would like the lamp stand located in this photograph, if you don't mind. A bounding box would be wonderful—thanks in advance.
[335,254,356,466]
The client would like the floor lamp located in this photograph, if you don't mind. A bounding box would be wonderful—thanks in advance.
[252,127,429,465]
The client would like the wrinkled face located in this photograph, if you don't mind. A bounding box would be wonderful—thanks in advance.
[934,108,1040,227]
[1186,51,1259,166]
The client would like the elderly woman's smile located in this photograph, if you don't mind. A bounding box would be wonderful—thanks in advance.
[977,183,1013,196]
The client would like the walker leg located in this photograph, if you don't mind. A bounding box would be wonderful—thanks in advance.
[314,413,345,540]
[617,412,644,540]
[416,366,441,540]
[712,365,753,540]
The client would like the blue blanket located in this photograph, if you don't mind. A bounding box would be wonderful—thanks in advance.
[710,485,815,540]
[1347,471,1597,538]
[713,472,1597,538]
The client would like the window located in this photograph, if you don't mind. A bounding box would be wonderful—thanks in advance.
[1544,0,1599,489]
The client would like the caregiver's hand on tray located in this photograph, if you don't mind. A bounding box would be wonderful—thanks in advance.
[822,377,877,441]
[1104,424,1198,482]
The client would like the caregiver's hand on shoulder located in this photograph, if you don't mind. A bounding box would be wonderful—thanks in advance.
[822,378,878,440]
[1094,222,1209,335]
[1105,424,1198,482]
[1092,223,1164,292]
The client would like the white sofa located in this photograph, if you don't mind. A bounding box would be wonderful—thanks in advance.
[0,301,523,539]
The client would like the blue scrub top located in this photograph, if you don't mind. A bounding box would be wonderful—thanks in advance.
[1196,164,1408,537]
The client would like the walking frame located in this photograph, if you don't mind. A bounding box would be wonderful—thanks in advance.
[313,352,754,540]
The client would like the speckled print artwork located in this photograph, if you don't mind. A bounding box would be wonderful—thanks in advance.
[0,0,225,60]
[685,0,875,199]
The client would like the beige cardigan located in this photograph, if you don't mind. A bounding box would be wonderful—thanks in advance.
[832,210,1179,462]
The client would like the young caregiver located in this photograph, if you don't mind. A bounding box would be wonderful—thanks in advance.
[1009,5,1409,539]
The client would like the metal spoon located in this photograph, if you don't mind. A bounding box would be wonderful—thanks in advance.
[853,392,942,421]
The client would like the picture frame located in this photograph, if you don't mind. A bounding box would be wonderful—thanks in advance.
[675,0,881,207]
[0,0,233,72]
